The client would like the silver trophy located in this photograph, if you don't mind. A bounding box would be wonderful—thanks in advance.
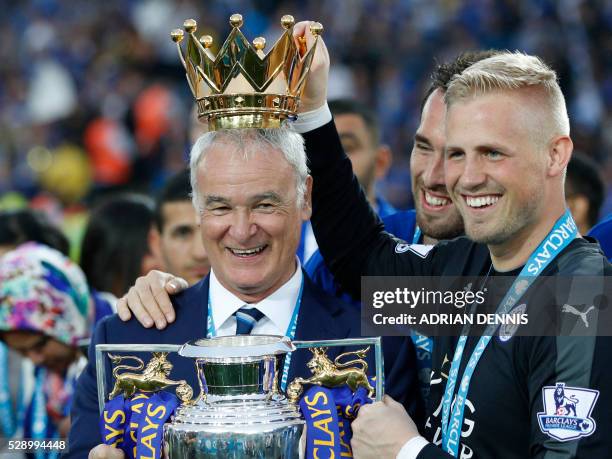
[165,335,304,458]
[95,336,384,459]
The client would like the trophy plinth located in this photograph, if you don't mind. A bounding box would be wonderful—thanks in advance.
[163,335,304,458]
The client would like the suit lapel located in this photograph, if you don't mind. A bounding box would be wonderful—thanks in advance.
[179,276,210,341]
[169,277,210,386]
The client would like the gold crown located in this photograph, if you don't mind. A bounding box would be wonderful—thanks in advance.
[170,14,323,130]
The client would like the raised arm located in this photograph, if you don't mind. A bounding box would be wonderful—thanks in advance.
[293,23,438,300]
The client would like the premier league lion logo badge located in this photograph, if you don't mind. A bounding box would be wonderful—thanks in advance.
[538,383,599,441]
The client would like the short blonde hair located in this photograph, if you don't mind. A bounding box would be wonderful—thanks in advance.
[445,51,570,138]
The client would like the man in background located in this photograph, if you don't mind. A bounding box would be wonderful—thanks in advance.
[143,169,209,319]
[565,151,604,234]
[298,99,394,261]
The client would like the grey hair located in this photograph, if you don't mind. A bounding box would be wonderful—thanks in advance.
[445,51,570,137]
[189,128,309,212]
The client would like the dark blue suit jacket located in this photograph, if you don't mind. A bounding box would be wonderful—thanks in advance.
[67,273,420,458]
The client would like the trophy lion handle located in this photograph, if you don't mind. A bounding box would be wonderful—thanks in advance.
[287,346,374,404]
[108,352,195,402]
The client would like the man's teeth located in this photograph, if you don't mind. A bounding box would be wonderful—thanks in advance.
[230,246,265,256]
[424,192,450,207]
[465,195,500,208]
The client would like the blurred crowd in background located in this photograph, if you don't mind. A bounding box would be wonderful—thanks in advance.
[0,0,611,248]
[0,0,611,449]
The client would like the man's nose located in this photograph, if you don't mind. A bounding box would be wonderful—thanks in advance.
[423,152,446,188]
[459,156,487,190]
[228,210,257,241]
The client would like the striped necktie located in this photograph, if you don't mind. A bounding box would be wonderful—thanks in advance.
[233,307,265,335]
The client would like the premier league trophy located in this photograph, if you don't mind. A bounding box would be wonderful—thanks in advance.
[96,336,383,458]
[164,335,303,458]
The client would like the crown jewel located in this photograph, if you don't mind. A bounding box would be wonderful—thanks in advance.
[171,14,323,130]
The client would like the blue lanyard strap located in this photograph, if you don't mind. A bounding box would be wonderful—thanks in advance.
[207,276,305,391]
[440,210,578,456]
[413,226,422,245]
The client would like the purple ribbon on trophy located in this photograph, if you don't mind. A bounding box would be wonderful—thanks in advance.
[299,383,374,459]
[100,395,127,449]
[101,391,179,459]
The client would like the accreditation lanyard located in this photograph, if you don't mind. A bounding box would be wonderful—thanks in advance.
[413,226,422,245]
[440,209,578,456]
[206,277,304,392]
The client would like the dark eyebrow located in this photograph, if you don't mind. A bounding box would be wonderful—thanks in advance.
[474,144,507,154]
[414,134,432,146]
[339,132,361,144]
[170,223,194,235]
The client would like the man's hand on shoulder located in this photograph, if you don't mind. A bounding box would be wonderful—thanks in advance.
[116,270,188,330]
[88,444,125,459]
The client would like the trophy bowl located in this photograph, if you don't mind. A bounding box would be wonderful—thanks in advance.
[163,335,304,458]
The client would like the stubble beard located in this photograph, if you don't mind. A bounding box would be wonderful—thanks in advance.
[416,209,465,241]
[465,195,541,247]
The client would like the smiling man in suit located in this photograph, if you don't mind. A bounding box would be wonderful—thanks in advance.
[68,127,420,459]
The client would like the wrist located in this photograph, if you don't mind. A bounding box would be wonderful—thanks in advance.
[292,103,332,133]
[396,436,429,459]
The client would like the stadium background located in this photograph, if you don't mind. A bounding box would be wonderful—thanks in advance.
[0,0,610,252]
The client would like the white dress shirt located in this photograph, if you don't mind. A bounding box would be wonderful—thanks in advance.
[208,263,303,337]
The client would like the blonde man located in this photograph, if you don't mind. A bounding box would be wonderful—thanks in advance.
[292,31,612,459]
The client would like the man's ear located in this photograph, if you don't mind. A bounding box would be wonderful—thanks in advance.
[148,226,162,260]
[140,227,163,275]
[302,175,313,220]
[547,136,573,178]
[374,145,393,180]
[140,252,161,275]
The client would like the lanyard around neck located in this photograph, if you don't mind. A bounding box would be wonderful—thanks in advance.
[413,225,422,244]
[206,276,305,391]
[440,209,578,456]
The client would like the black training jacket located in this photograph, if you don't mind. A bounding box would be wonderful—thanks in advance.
[303,119,612,459]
